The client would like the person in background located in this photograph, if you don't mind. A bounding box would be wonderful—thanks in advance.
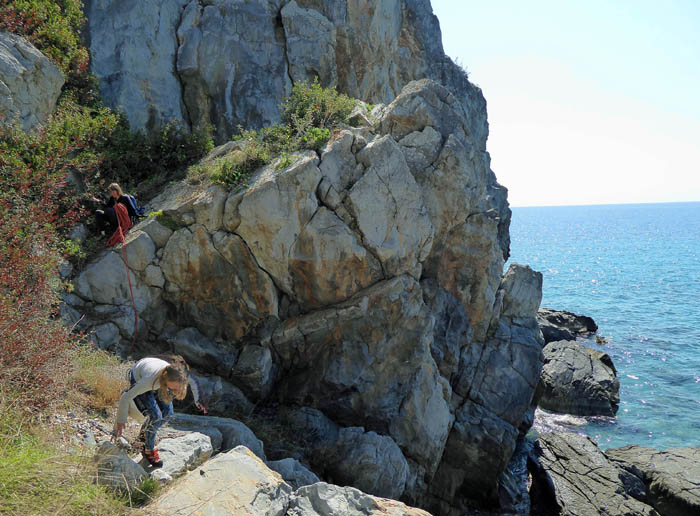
[112,355,207,467]
[94,183,136,234]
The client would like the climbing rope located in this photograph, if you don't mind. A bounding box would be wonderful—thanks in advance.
[106,203,138,354]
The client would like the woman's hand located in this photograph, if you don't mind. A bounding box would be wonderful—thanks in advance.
[112,423,125,442]
[195,402,208,415]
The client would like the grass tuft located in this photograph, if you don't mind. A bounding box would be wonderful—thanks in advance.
[0,395,134,516]
[187,79,356,187]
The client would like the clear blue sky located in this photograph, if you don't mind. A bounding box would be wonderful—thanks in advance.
[431,0,700,207]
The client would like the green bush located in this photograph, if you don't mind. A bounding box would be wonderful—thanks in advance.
[281,78,356,131]
[99,118,214,197]
[0,0,88,76]
[190,81,356,186]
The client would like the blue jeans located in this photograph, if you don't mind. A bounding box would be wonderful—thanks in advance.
[130,370,173,450]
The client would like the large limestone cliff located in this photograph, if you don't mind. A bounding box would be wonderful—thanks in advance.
[84,0,487,149]
[70,2,542,514]
[67,78,543,515]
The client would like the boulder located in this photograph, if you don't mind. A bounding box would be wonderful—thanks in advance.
[267,458,320,490]
[0,32,64,131]
[606,445,700,516]
[500,263,543,319]
[137,217,174,249]
[427,268,544,507]
[537,340,620,416]
[74,251,152,312]
[421,278,472,384]
[152,432,213,479]
[346,135,434,279]
[231,344,275,401]
[528,431,659,516]
[318,129,364,193]
[122,230,156,272]
[287,482,432,516]
[234,154,321,297]
[94,441,148,492]
[188,373,254,418]
[289,206,384,309]
[92,322,121,350]
[160,224,278,340]
[325,427,409,500]
[169,326,236,373]
[282,407,409,500]
[537,308,598,344]
[164,413,264,459]
[150,446,291,515]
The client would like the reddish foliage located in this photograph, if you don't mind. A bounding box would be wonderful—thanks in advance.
[0,134,81,409]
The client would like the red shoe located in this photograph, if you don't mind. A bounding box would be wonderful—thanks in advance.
[142,448,163,467]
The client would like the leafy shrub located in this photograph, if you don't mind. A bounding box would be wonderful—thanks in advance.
[99,118,214,198]
[281,78,356,131]
[0,118,84,407]
[302,126,331,151]
[0,0,88,76]
[190,81,355,186]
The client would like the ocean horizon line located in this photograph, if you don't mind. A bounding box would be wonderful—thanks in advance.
[511,199,700,209]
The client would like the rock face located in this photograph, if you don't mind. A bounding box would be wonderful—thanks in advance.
[529,432,659,516]
[151,446,292,515]
[606,445,700,516]
[148,445,429,516]
[537,308,598,344]
[537,340,620,416]
[85,0,486,143]
[287,482,432,516]
[69,78,540,515]
[0,32,64,131]
[282,407,409,501]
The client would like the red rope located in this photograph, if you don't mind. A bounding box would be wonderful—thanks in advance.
[106,203,138,354]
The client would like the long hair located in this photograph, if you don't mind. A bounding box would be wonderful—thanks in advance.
[151,355,190,403]
[108,182,124,197]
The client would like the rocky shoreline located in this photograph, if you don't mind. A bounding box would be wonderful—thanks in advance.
[84,306,700,516]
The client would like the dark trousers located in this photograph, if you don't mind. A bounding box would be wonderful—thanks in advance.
[95,207,117,231]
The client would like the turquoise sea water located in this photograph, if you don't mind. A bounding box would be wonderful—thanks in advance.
[509,202,700,450]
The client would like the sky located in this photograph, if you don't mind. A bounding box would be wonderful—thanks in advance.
[431,0,700,207]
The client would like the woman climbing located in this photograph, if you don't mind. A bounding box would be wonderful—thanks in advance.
[112,356,207,467]
[94,183,137,234]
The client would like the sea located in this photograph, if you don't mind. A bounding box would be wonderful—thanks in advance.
[508,201,700,450]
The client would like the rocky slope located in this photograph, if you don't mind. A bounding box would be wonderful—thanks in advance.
[66,77,543,515]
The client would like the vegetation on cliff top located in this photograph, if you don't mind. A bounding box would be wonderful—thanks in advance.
[187,79,359,188]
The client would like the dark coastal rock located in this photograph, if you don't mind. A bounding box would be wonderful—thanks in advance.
[529,431,659,516]
[537,339,619,416]
[606,445,700,516]
[537,308,598,344]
